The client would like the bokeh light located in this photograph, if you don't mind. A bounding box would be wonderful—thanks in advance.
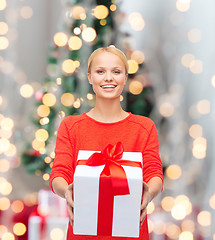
[82,27,97,42]
[68,36,82,50]
[20,84,34,98]
[0,180,12,195]
[0,22,8,35]
[13,223,26,236]
[50,228,64,240]
[20,6,33,19]
[192,137,207,159]
[166,223,181,239]
[43,173,50,181]
[92,5,109,19]
[196,99,210,114]
[147,201,155,214]
[1,118,14,130]
[161,196,175,212]
[129,80,143,95]
[42,93,56,107]
[188,28,202,43]
[11,200,24,213]
[176,0,191,12]
[0,225,8,238]
[73,27,81,35]
[61,93,75,106]
[110,4,117,11]
[159,102,175,117]
[131,51,145,64]
[37,105,50,118]
[53,32,68,47]
[0,36,9,50]
[62,59,76,75]
[0,197,10,210]
[197,211,211,226]
[181,53,195,68]
[127,60,139,74]
[35,129,49,142]
[211,75,215,87]
[181,219,195,233]
[166,164,182,180]
[209,194,215,210]
[2,232,15,240]
[179,231,193,240]
[0,159,10,172]
[71,6,86,20]
[128,12,145,31]
[0,0,7,11]
[32,139,45,151]
[189,124,203,139]
[189,59,203,74]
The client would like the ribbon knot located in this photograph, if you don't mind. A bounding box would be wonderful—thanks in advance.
[86,142,130,196]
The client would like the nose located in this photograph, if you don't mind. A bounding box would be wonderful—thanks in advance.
[105,71,113,81]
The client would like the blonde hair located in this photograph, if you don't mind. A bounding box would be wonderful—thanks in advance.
[87,46,129,74]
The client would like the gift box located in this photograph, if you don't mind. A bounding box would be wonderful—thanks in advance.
[28,215,68,240]
[28,190,68,240]
[73,142,143,238]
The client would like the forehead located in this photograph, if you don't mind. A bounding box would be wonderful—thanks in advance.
[91,51,125,68]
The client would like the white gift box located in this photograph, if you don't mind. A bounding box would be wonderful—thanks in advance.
[28,216,68,240]
[73,150,143,238]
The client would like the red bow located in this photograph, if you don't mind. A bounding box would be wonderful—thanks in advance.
[86,141,130,196]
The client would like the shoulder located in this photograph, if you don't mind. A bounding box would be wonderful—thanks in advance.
[128,113,156,133]
[59,114,85,131]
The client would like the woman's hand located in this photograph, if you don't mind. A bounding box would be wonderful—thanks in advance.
[65,183,74,226]
[140,182,151,227]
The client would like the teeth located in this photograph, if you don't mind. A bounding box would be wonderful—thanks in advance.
[101,85,116,88]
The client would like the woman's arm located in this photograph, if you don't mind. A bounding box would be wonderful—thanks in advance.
[52,177,74,226]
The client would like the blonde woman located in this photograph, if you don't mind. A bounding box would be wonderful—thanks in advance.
[50,46,163,240]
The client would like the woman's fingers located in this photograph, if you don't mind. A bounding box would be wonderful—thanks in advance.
[65,183,74,226]
[140,182,150,227]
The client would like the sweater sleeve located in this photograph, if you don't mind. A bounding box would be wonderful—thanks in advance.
[49,118,74,193]
[142,122,164,187]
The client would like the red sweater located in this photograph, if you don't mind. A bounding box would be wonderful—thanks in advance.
[50,112,164,240]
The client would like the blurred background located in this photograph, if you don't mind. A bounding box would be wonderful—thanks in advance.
[0,0,214,239]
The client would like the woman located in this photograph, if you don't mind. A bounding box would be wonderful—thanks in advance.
[50,46,164,240]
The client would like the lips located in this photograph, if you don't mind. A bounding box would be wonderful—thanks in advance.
[100,84,117,89]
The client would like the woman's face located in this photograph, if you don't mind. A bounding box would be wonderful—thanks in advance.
[88,51,128,100]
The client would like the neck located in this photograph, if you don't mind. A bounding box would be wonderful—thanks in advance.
[89,96,127,123]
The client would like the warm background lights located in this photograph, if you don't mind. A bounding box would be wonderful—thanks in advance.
[166,164,182,180]
[82,27,97,42]
[37,105,50,118]
[50,228,64,240]
[62,59,76,75]
[53,32,68,47]
[0,22,8,35]
[127,60,139,74]
[92,5,109,19]
[61,93,75,106]
[68,36,82,50]
[20,84,34,98]
[42,93,56,107]
[13,222,26,236]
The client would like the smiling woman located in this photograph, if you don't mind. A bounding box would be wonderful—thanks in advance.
[50,46,164,240]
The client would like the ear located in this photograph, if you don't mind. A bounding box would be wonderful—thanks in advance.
[88,73,92,85]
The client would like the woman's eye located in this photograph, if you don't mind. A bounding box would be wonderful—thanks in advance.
[113,70,120,74]
[97,70,104,74]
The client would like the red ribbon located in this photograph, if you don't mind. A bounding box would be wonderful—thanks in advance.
[77,142,142,236]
